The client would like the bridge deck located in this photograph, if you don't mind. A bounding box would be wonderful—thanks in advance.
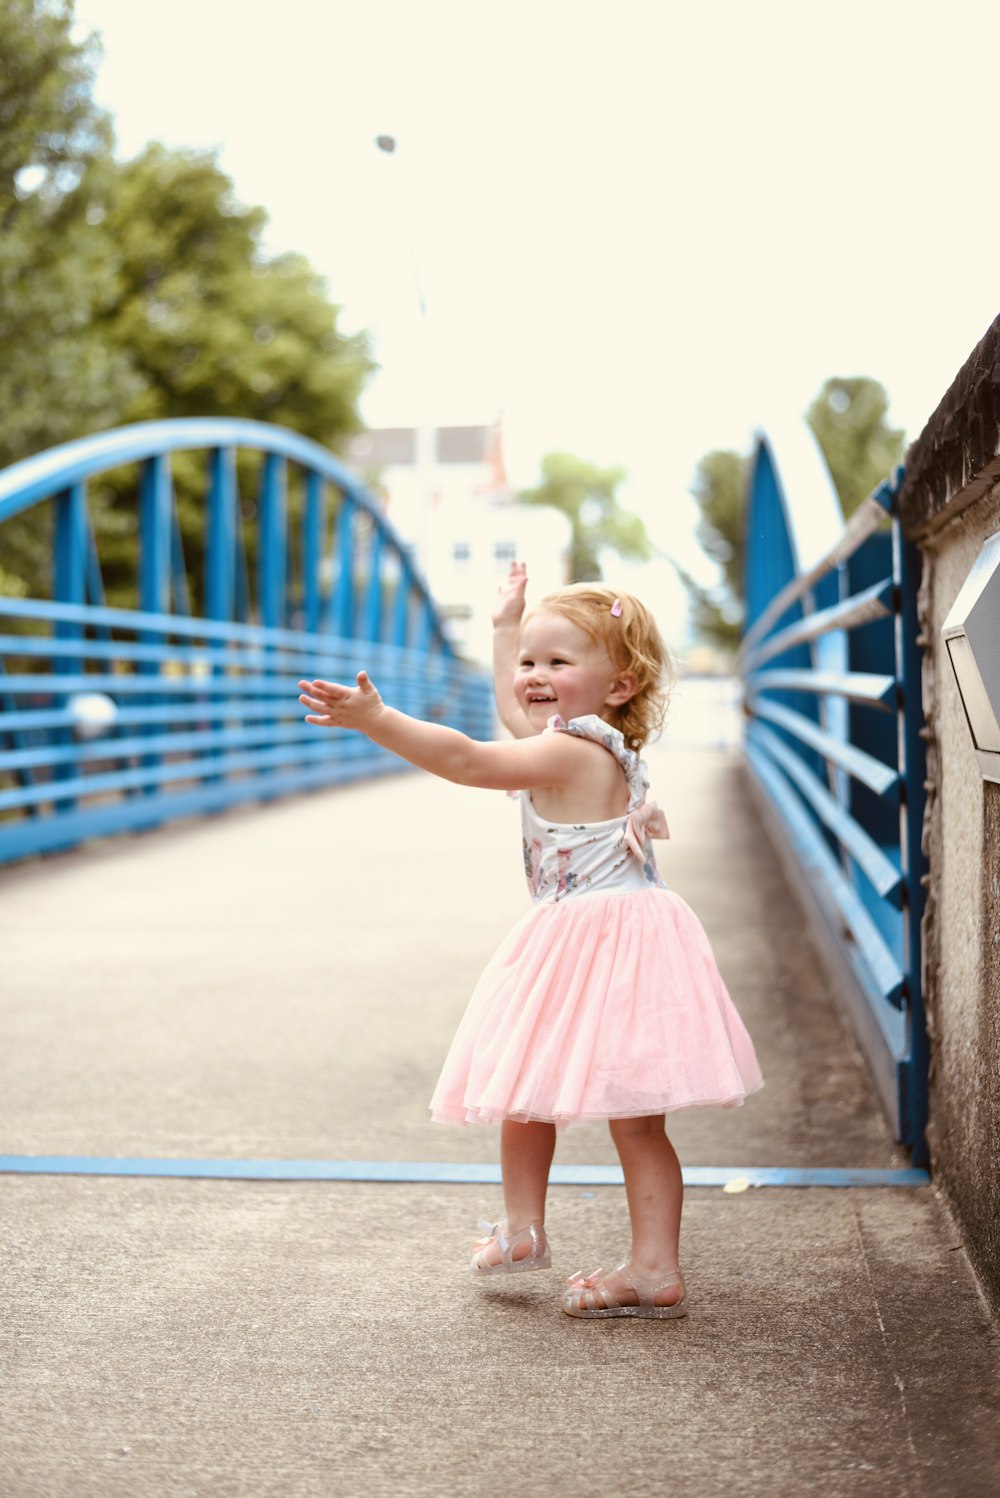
[2,685,998,1496]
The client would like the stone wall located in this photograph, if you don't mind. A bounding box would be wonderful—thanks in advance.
[898,313,1000,1313]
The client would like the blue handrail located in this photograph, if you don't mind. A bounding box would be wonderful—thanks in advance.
[0,419,493,863]
[740,422,928,1161]
[0,418,391,520]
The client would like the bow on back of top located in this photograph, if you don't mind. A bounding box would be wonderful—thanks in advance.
[624,800,670,862]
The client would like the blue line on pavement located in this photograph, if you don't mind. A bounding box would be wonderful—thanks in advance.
[0,1156,931,1187]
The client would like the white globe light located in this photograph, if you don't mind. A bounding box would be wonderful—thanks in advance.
[67,692,118,741]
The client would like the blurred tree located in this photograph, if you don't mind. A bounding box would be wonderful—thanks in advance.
[98,143,372,438]
[519,451,653,581]
[677,449,746,652]
[91,143,375,609]
[684,377,906,650]
[806,376,906,517]
[0,0,141,598]
[0,59,376,611]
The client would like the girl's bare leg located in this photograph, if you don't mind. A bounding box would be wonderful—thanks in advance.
[502,1118,557,1229]
[571,1114,683,1306]
[475,1119,556,1267]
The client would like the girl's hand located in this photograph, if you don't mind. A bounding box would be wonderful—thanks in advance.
[492,560,528,630]
[298,672,384,733]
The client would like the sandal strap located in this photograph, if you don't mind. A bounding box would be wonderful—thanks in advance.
[506,1221,547,1262]
[569,1260,683,1310]
[613,1261,683,1305]
[475,1218,510,1255]
[473,1218,548,1267]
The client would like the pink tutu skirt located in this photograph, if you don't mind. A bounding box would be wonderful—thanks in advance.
[430,887,763,1127]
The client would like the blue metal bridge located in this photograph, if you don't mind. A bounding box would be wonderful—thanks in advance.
[0,419,492,864]
[0,415,929,1161]
[740,418,927,1162]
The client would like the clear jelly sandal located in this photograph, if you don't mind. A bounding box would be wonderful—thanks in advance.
[470,1218,551,1276]
[562,1259,687,1319]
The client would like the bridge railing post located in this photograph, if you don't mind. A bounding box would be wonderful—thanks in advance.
[52,481,88,801]
[301,471,324,635]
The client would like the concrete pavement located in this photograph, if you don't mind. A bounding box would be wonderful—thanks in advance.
[2,683,999,1496]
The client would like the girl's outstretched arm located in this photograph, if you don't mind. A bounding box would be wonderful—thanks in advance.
[299,672,578,791]
[492,561,534,739]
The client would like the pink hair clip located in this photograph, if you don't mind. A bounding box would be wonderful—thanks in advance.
[610,598,623,617]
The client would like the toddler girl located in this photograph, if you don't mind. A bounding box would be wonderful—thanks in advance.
[298,564,761,1319]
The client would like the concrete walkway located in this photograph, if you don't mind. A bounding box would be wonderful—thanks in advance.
[2,683,999,1497]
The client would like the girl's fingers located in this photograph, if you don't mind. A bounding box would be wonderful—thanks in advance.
[298,677,365,698]
[298,675,374,725]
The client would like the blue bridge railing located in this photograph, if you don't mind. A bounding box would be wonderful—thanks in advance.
[740,421,928,1161]
[0,418,493,864]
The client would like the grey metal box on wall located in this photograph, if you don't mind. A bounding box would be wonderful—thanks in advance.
[942,528,1000,783]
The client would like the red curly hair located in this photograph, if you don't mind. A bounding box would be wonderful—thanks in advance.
[529,582,674,751]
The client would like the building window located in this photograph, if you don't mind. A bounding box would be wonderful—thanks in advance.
[493,540,516,564]
[452,540,472,570]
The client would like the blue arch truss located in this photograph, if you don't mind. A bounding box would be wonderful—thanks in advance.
[0,418,492,863]
[739,420,928,1161]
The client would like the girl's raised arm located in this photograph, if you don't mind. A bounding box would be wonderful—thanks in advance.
[299,672,577,791]
[492,561,534,739]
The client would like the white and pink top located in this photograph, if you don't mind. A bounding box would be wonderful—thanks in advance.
[519,714,670,904]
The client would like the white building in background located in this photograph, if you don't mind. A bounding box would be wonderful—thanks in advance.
[348,418,572,664]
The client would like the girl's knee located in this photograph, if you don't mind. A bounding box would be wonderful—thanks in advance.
[609,1113,666,1144]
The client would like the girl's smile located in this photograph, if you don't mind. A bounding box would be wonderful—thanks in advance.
[513,612,632,728]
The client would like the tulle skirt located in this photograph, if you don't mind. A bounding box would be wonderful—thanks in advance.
[430,887,763,1127]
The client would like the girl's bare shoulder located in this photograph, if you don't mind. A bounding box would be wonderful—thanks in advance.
[531,732,629,821]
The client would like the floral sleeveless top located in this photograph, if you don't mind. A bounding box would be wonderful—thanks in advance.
[518,714,669,906]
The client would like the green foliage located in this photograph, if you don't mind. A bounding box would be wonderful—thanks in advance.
[91,143,375,610]
[0,0,142,598]
[519,451,653,581]
[806,377,906,517]
[98,143,372,439]
[0,3,374,612]
[684,377,907,650]
[675,450,747,652]
[0,0,141,463]
[675,568,743,654]
[692,449,746,599]
[0,0,106,207]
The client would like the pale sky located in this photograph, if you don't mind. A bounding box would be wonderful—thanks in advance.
[71,0,1000,636]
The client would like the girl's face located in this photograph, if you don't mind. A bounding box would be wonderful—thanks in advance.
[513,611,635,731]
